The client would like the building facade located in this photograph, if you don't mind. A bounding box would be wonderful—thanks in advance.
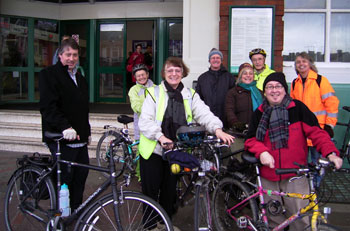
[1,0,349,137]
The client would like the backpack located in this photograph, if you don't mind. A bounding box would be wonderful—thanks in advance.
[292,74,322,90]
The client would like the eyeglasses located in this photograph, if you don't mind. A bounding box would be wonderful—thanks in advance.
[166,68,182,74]
[265,85,284,91]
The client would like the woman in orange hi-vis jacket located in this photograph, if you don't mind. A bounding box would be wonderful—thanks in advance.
[290,52,339,187]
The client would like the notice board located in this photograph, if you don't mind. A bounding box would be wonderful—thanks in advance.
[229,6,274,74]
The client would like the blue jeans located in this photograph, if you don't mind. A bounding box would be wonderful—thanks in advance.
[309,146,322,188]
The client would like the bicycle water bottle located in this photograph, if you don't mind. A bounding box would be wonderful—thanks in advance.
[59,184,71,217]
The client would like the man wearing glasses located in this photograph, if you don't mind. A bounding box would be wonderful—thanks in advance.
[249,48,275,91]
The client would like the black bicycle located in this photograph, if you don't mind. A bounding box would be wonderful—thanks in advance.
[336,106,350,164]
[4,132,173,231]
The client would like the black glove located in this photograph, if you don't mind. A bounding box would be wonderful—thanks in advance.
[232,122,247,132]
[323,124,334,138]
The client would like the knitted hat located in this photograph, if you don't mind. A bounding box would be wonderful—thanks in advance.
[263,72,288,93]
[208,48,223,61]
[238,62,253,73]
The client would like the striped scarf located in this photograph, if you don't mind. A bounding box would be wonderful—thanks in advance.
[256,95,292,150]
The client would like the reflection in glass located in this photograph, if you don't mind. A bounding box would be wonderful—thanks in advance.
[283,13,325,61]
[330,13,350,62]
[332,0,350,9]
[0,72,28,100]
[285,0,325,9]
[35,72,40,100]
[168,22,183,57]
[100,24,124,66]
[0,17,28,67]
[34,19,59,67]
[99,73,124,98]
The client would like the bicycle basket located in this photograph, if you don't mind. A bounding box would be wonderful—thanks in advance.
[176,124,206,147]
[17,153,53,200]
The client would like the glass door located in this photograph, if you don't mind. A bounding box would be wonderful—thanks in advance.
[97,21,126,102]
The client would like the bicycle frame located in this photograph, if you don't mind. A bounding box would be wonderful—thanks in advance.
[19,132,126,229]
[226,165,326,231]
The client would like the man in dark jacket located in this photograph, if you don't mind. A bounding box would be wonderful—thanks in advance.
[196,48,235,127]
[39,38,91,212]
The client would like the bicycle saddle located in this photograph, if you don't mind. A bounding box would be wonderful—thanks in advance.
[242,152,260,165]
[117,115,134,125]
[45,131,63,140]
[343,106,350,112]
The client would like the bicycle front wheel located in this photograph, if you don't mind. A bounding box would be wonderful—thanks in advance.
[4,165,56,231]
[75,191,174,231]
[212,177,258,231]
[96,130,127,178]
[194,184,211,231]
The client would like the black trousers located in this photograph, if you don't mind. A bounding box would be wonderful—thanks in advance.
[140,154,177,220]
[48,143,89,211]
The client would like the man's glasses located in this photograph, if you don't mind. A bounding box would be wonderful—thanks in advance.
[265,85,284,91]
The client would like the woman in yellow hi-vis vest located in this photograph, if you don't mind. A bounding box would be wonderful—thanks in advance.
[138,57,234,230]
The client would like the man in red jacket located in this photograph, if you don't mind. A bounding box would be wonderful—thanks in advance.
[245,72,342,230]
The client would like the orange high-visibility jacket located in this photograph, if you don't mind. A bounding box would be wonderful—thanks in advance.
[290,70,339,129]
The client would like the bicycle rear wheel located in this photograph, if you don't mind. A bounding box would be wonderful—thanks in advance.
[212,177,258,231]
[74,191,174,231]
[96,130,127,178]
[194,184,211,231]
[4,165,56,231]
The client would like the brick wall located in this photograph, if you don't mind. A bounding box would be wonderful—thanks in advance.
[219,0,284,72]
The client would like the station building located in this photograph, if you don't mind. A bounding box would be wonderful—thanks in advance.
[1,0,349,143]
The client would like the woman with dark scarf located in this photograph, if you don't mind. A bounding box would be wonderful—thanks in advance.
[245,72,342,231]
[225,63,263,132]
[138,57,234,230]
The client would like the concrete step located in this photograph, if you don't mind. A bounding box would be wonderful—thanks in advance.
[0,110,134,129]
[0,110,135,157]
[0,136,99,158]
[0,122,127,143]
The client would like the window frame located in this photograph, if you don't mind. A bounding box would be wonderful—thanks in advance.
[284,0,350,67]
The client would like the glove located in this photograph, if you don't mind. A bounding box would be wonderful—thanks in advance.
[323,124,334,138]
[232,122,247,132]
[62,128,77,141]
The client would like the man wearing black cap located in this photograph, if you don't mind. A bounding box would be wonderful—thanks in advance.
[196,48,235,127]
[245,72,342,230]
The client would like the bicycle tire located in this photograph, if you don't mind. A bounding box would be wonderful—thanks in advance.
[4,165,56,231]
[212,177,259,231]
[317,223,341,231]
[194,184,211,231]
[74,191,174,231]
[96,130,127,178]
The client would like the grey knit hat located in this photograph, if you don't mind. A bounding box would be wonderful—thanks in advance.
[208,48,223,61]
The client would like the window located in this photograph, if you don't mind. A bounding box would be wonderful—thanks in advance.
[0,16,28,67]
[34,19,59,67]
[284,0,350,63]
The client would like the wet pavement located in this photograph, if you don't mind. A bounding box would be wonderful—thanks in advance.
[1,150,350,231]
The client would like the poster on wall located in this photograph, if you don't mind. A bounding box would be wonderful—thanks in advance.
[229,7,274,74]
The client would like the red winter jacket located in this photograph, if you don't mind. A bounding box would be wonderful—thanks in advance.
[244,100,339,181]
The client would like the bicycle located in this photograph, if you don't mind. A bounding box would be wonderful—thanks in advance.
[96,114,140,178]
[212,152,348,231]
[4,131,173,231]
[165,131,229,231]
[336,106,350,164]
